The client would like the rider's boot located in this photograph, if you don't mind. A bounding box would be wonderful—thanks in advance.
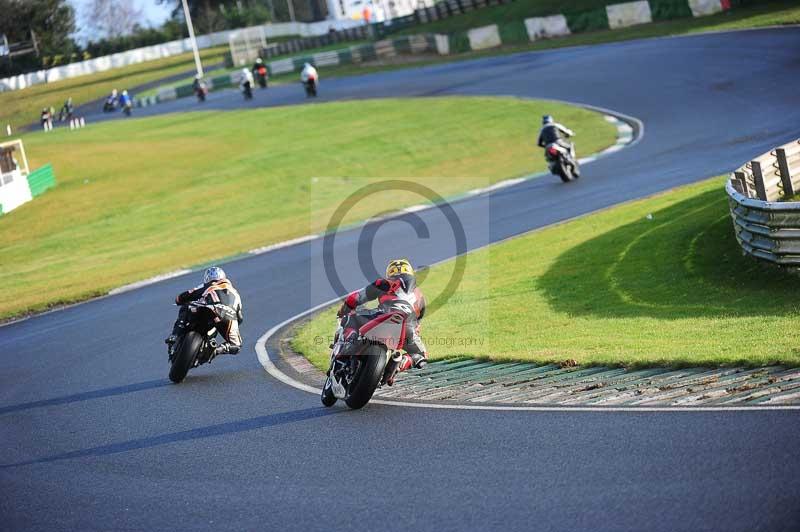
[386,353,428,386]
[214,342,240,356]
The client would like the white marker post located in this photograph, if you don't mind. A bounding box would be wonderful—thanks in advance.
[181,0,204,79]
[5,124,10,136]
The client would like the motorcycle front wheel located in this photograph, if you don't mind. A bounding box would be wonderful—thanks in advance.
[321,377,337,407]
[169,331,202,383]
[344,346,386,409]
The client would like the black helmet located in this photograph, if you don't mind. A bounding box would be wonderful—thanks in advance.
[542,115,554,125]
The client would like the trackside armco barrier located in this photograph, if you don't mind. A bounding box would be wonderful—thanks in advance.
[136,34,440,107]
[0,20,365,93]
[726,138,800,266]
[137,0,740,108]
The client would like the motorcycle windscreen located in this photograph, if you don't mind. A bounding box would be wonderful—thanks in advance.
[359,312,406,351]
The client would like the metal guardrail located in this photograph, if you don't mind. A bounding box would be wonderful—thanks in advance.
[727,138,800,265]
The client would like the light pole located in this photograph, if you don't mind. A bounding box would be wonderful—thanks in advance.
[181,0,204,78]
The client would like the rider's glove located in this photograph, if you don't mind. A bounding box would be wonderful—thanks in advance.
[336,303,351,318]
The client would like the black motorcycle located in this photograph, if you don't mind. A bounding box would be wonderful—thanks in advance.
[322,310,409,409]
[242,81,253,100]
[544,142,580,183]
[168,300,227,383]
[103,96,118,112]
[304,78,317,98]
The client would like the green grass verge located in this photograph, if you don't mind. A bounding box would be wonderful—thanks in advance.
[293,176,800,370]
[0,46,229,131]
[0,96,615,319]
[137,40,369,99]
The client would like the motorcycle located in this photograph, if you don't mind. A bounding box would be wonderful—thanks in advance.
[303,77,317,98]
[544,142,580,183]
[167,300,229,383]
[321,309,409,409]
[103,96,118,112]
[255,67,268,89]
[195,83,208,102]
[241,81,253,100]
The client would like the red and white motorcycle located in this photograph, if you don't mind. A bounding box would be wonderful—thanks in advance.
[321,310,408,409]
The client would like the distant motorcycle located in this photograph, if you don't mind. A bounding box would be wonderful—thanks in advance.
[303,77,317,98]
[195,83,208,102]
[254,66,268,89]
[544,142,580,183]
[103,96,118,112]
[241,81,253,100]
[321,309,409,409]
[167,300,231,383]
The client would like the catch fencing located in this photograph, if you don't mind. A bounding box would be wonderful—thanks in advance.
[726,138,800,266]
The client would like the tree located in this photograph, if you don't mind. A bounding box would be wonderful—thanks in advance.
[157,0,274,33]
[0,0,78,74]
[83,0,144,40]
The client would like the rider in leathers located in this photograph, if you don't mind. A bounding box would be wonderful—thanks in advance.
[166,267,243,356]
[337,259,428,384]
[537,115,578,171]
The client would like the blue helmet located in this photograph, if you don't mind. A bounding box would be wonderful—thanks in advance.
[203,266,226,284]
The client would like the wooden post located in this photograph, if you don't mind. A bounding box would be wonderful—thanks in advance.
[776,148,794,198]
[752,161,768,201]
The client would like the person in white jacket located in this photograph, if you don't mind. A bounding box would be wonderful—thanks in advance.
[240,68,254,89]
[300,62,318,84]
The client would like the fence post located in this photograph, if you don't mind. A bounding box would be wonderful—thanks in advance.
[733,171,748,196]
[752,161,768,201]
[776,148,794,198]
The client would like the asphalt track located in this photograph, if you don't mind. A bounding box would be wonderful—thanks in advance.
[3,28,800,531]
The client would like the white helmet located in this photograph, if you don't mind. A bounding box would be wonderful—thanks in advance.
[203,267,226,284]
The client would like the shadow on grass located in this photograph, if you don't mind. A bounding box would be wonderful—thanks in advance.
[538,187,800,320]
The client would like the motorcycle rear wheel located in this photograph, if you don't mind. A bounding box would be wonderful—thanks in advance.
[344,346,386,409]
[169,331,202,383]
[558,159,574,183]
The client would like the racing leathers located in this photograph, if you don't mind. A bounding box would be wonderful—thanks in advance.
[537,122,575,159]
[169,279,243,355]
[301,63,318,84]
[338,274,428,378]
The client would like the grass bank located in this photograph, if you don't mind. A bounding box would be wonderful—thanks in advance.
[0,97,615,319]
[0,46,229,131]
[294,176,800,370]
